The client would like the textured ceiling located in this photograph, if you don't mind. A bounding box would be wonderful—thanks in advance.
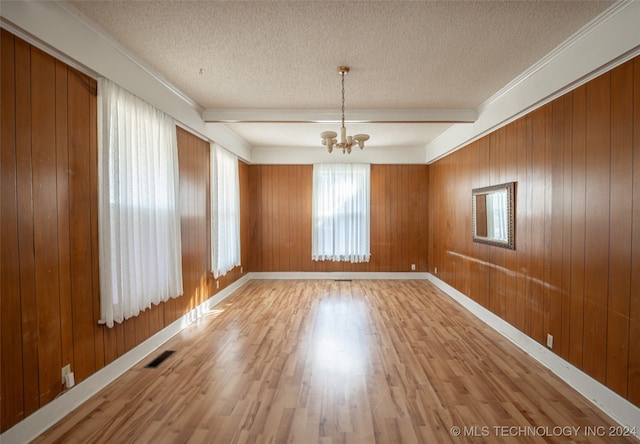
[67,0,613,150]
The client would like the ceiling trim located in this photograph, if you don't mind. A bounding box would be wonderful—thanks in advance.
[425,0,640,164]
[0,16,99,81]
[55,1,203,113]
[484,0,632,110]
[203,108,477,124]
[0,0,253,161]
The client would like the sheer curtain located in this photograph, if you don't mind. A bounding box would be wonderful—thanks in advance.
[98,78,183,328]
[312,163,370,263]
[211,143,241,278]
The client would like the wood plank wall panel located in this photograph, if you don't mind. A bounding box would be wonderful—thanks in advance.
[549,95,566,359]
[468,137,489,306]
[514,115,530,335]
[503,122,519,329]
[559,93,574,362]
[89,82,103,373]
[0,31,249,432]
[248,164,428,273]
[569,85,587,368]
[31,45,63,407]
[583,73,611,383]
[239,159,250,275]
[489,128,508,319]
[177,126,211,317]
[68,64,100,385]
[428,56,640,408]
[629,56,640,406]
[55,59,75,397]
[14,36,40,419]
[529,106,547,345]
[1,28,24,430]
[607,62,633,395]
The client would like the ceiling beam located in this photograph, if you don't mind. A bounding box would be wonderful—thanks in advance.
[202,108,477,124]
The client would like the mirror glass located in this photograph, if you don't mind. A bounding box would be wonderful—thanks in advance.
[472,182,515,249]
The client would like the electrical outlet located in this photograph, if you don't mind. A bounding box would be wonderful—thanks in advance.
[240,266,243,273]
[546,334,553,349]
[61,364,71,385]
[216,280,220,289]
[411,264,416,271]
[434,267,438,275]
[65,372,75,388]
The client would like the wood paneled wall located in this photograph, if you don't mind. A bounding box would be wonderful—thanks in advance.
[0,31,248,432]
[1,30,101,430]
[428,57,640,407]
[248,164,428,272]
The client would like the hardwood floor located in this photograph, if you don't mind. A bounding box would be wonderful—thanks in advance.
[33,280,637,443]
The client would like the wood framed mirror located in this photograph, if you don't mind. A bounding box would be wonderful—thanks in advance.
[472,181,515,250]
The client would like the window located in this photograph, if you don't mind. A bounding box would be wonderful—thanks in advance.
[211,143,241,278]
[312,163,370,263]
[97,78,183,328]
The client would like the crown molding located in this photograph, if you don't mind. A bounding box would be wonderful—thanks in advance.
[483,0,634,111]
[425,0,640,164]
[54,1,202,113]
[0,0,253,161]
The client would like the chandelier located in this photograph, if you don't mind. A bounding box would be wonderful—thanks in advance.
[320,66,370,154]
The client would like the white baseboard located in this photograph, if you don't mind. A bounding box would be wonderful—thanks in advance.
[248,271,430,280]
[0,274,251,444]
[426,273,639,438]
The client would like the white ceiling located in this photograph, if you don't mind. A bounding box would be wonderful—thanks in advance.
[63,0,612,153]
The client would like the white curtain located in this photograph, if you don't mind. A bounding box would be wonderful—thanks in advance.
[312,163,370,263]
[211,143,241,278]
[98,78,183,328]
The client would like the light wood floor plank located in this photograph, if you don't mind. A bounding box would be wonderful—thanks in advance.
[33,280,638,443]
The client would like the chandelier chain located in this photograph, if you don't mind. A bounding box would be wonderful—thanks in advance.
[341,71,346,128]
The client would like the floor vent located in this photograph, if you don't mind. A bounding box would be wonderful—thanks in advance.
[145,350,175,368]
[334,279,352,282]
